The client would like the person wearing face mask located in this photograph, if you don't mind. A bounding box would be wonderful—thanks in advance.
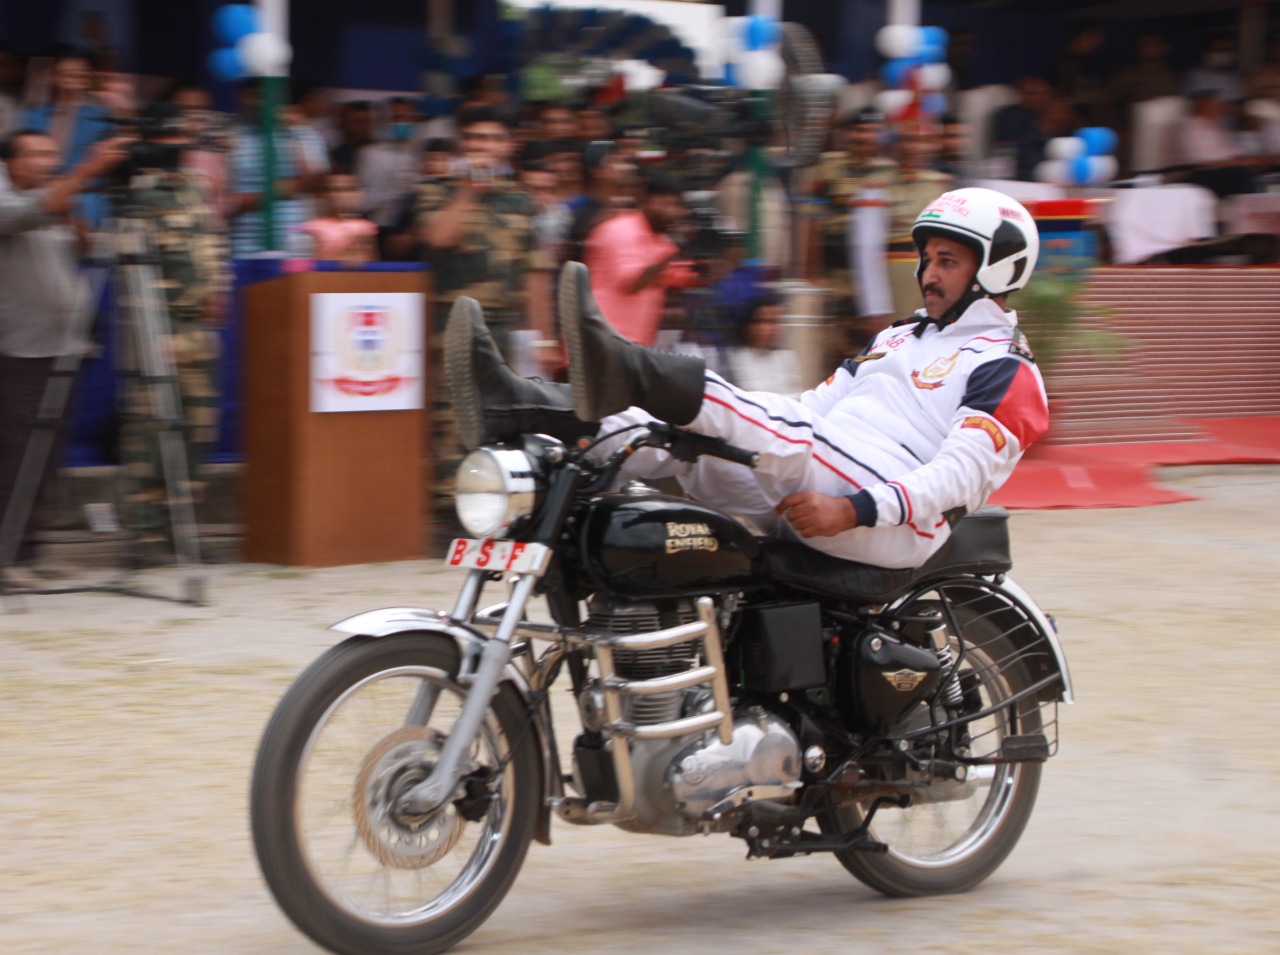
[356,97,424,229]
[1185,35,1245,104]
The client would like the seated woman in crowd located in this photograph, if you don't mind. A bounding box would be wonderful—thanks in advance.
[727,291,803,396]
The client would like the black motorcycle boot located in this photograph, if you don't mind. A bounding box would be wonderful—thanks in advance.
[444,296,597,450]
[558,261,706,425]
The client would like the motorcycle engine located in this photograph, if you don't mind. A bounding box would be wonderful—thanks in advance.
[579,596,803,836]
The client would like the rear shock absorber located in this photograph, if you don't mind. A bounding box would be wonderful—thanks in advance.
[922,611,964,708]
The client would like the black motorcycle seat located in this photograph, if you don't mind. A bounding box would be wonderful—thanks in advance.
[759,506,1013,603]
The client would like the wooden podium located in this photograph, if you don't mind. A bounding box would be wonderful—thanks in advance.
[242,271,428,566]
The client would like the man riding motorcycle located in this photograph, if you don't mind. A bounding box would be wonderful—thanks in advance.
[447,186,1047,570]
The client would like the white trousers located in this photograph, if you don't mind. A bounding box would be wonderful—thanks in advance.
[596,372,941,569]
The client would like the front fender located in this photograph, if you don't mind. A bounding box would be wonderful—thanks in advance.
[331,607,559,844]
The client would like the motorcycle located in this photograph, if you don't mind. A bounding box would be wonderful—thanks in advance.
[250,421,1072,955]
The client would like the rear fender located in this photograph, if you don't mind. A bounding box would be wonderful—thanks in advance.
[995,576,1074,705]
[896,577,1074,706]
[331,607,559,844]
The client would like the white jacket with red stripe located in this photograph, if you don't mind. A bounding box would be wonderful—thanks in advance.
[801,297,1049,544]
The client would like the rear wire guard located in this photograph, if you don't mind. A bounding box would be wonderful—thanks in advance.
[892,577,1062,762]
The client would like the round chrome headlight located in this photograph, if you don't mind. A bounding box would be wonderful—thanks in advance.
[454,448,538,539]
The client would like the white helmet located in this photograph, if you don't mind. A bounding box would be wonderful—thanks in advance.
[912,187,1039,297]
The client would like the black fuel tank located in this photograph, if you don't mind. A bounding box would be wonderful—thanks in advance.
[579,485,761,597]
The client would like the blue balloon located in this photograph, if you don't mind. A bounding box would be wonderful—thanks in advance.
[882,54,927,88]
[1077,126,1118,157]
[879,57,911,88]
[919,42,947,64]
[1068,154,1092,185]
[744,14,781,52]
[208,46,244,82]
[920,26,949,49]
[922,92,947,114]
[212,4,259,47]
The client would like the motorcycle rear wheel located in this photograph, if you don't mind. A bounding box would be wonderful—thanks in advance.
[250,633,539,955]
[824,607,1042,897]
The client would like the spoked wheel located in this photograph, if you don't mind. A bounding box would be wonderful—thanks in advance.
[823,602,1043,897]
[250,634,539,955]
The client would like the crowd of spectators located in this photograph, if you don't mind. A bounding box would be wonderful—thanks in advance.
[984,27,1280,196]
[0,27,1278,427]
[3,24,1280,562]
[2,28,1277,311]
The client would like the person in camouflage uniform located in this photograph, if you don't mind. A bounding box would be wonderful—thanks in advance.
[117,111,229,552]
[414,105,554,539]
[806,108,898,360]
[885,121,954,326]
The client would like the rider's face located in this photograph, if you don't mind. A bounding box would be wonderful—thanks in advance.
[919,235,980,320]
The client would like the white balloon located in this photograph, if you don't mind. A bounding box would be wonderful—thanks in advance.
[917,63,951,91]
[722,16,747,61]
[622,60,665,92]
[874,89,915,117]
[1045,137,1085,161]
[737,49,786,90]
[876,24,921,60]
[236,31,292,77]
[1088,155,1119,184]
[1035,159,1070,186]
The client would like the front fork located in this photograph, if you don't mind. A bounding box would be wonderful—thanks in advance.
[395,571,540,816]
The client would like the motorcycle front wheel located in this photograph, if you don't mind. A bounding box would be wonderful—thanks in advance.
[823,604,1042,897]
[250,633,539,955]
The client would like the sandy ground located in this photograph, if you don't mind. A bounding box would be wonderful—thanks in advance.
[2,465,1279,955]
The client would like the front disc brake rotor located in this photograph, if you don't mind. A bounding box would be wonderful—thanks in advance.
[353,726,466,869]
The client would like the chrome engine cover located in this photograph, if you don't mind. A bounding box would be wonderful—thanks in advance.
[666,710,803,820]
[612,703,802,836]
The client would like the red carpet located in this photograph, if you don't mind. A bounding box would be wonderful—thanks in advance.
[991,416,1280,510]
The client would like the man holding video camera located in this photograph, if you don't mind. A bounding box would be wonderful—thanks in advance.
[414,105,553,360]
[413,105,555,542]
[0,127,130,586]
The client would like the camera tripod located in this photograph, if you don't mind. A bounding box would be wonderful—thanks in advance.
[0,206,208,610]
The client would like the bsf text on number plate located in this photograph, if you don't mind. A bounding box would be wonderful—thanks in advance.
[445,539,551,575]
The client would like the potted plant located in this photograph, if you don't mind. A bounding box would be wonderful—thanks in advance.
[1011,257,1126,447]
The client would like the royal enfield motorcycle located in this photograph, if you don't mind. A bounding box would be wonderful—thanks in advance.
[250,422,1072,955]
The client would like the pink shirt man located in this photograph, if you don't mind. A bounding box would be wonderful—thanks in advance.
[584,210,697,346]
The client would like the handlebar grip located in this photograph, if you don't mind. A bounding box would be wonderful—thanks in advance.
[643,423,759,468]
[713,442,760,469]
